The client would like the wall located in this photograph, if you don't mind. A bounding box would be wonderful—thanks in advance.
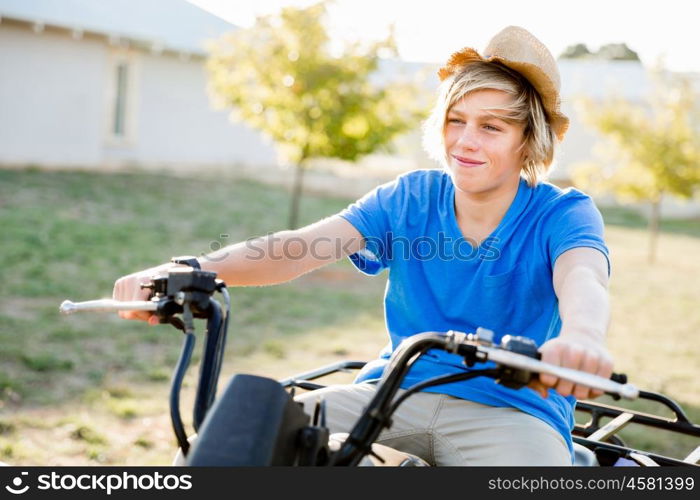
[0,23,106,166]
[0,20,278,172]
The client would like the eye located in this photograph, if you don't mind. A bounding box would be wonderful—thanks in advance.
[483,124,501,132]
[447,117,464,125]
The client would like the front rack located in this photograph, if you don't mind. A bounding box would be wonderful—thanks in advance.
[281,360,700,466]
[574,390,700,466]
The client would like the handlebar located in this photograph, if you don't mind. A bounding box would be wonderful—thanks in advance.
[61,274,637,466]
[58,302,636,399]
[333,330,637,466]
[60,268,229,457]
[376,329,635,399]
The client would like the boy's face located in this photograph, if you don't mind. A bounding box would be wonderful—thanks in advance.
[444,89,526,197]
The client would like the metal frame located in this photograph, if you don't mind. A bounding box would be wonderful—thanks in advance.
[281,360,700,466]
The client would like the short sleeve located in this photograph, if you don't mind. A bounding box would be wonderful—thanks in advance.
[338,176,406,275]
[545,192,611,275]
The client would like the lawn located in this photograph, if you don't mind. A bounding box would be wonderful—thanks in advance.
[0,168,698,465]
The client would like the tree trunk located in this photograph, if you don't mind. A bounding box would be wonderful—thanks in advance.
[648,196,662,264]
[288,161,306,230]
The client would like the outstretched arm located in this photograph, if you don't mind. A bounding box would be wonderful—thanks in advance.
[199,215,363,286]
[112,215,364,322]
[534,247,614,399]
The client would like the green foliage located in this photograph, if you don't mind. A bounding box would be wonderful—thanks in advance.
[560,42,639,61]
[596,43,640,61]
[261,339,287,359]
[206,1,428,165]
[20,354,74,372]
[573,70,700,262]
[0,421,16,435]
[560,43,592,59]
[1,443,16,459]
[574,71,700,202]
[70,424,108,445]
[134,437,154,449]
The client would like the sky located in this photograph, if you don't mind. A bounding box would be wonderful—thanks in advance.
[187,0,700,73]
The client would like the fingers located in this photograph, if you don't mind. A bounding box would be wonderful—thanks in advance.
[121,310,153,322]
[541,342,583,398]
[573,350,598,399]
[539,345,561,388]
[589,350,614,399]
[588,388,604,399]
[112,272,158,323]
[596,351,614,380]
[538,337,614,400]
[556,343,584,397]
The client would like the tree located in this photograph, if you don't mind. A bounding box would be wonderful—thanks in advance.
[573,71,700,263]
[596,43,640,61]
[560,43,592,59]
[559,42,639,62]
[206,1,428,229]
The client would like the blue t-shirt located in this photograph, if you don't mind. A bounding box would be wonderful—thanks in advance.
[339,169,610,459]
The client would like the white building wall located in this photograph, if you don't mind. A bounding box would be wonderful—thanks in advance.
[0,24,106,166]
[1,20,697,216]
[0,22,278,171]
[129,51,276,169]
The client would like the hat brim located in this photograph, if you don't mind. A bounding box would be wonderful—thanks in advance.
[437,48,569,142]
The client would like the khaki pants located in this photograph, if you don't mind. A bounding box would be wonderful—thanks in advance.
[295,383,571,466]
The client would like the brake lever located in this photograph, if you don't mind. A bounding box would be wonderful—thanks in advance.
[59,299,158,315]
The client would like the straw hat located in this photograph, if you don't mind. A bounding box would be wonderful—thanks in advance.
[437,26,569,141]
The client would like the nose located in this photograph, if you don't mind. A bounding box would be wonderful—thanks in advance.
[455,124,479,151]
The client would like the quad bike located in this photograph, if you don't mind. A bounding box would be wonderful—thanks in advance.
[60,267,700,467]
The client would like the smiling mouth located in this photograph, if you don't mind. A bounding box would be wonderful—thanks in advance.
[452,155,486,168]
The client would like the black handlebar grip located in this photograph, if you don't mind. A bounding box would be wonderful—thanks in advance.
[610,372,627,384]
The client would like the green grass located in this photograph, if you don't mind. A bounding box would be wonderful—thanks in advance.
[600,205,700,238]
[0,169,379,407]
[0,168,387,465]
[0,168,698,465]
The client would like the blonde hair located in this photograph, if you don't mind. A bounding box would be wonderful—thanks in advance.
[422,61,557,186]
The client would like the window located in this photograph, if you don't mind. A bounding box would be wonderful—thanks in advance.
[105,50,138,147]
[113,62,129,137]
